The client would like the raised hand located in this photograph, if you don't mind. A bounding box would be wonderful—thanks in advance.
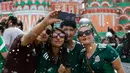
[43,10,61,26]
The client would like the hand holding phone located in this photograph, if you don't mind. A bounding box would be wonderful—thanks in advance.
[58,12,76,21]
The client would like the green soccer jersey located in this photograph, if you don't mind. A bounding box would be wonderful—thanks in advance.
[67,41,84,73]
[36,50,60,73]
[80,44,119,73]
[0,36,8,73]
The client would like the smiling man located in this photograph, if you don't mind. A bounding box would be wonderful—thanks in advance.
[60,21,84,73]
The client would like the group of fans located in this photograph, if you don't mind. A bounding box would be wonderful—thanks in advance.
[0,10,129,73]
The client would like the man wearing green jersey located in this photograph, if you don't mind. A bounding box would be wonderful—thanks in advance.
[60,21,84,73]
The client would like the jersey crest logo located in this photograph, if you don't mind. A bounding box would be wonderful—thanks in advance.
[95,55,100,62]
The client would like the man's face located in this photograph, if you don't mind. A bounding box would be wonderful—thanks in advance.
[62,26,76,41]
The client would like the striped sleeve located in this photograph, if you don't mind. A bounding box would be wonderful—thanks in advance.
[0,36,8,52]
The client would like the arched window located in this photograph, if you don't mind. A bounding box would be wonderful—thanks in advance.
[38,5,44,10]
[30,5,37,10]
[124,8,130,15]
[17,5,22,11]
[92,4,99,7]
[103,3,109,7]
[23,5,29,10]
[125,25,130,31]
[116,25,124,31]
[119,16,129,24]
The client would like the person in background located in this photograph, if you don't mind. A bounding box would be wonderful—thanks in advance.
[17,20,23,31]
[77,18,125,73]
[2,10,61,73]
[116,30,130,73]
[36,28,71,73]
[106,27,120,48]
[0,36,8,73]
[60,21,83,73]
[102,37,110,44]
[5,16,16,28]
[0,19,7,29]
[3,16,23,50]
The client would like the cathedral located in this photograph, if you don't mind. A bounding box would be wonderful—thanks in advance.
[0,0,130,32]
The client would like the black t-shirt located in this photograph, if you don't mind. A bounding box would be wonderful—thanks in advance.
[2,35,43,73]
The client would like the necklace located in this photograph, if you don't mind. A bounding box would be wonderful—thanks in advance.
[86,43,97,59]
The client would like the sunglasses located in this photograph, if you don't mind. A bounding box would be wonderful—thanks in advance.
[52,33,65,38]
[78,30,92,37]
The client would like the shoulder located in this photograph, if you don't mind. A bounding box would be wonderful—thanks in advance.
[116,44,123,49]
[74,41,84,51]
[96,43,113,52]
[80,48,85,53]
[14,28,23,33]
[5,28,14,31]
[97,43,114,49]
[79,48,85,58]
[10,34,23,46]
[75,41,83,47]
[97,43,107,48]
[75,41,80,44]
[97,43,115,51]
[3,28,12,34]
[98,44,118,55]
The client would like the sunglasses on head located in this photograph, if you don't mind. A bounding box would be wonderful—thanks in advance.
[52,33,65,38]
[78,30,92,37]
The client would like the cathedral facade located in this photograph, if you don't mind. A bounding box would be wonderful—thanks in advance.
[0,0,130,32]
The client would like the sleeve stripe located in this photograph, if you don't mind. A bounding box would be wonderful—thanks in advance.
[0,36,6,51]
[111,56,119,63]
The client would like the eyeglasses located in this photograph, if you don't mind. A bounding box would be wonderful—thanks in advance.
[52,33,65,38]
[78,30,92,37]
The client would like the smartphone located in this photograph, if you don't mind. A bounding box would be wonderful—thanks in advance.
[58,12,76,21]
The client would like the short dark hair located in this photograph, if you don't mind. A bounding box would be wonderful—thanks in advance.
[60,21,76,29]
[8,16,18,25]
